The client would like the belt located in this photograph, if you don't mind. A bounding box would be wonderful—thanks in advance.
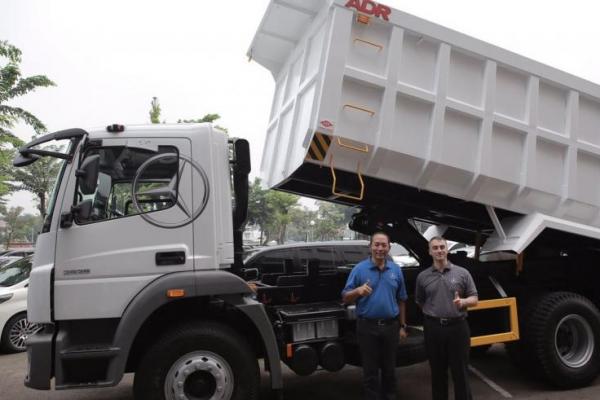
[424,315,466,326]
[359,317,399,326]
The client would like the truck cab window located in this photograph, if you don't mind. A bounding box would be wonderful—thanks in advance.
[75,145,179,224]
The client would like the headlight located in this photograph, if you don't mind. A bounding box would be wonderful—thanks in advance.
[0,293,13,304]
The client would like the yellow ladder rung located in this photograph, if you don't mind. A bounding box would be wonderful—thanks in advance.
[329,155,365,201]
[337,137,369,153]
[353,37,383,51]
[343,103,376,117]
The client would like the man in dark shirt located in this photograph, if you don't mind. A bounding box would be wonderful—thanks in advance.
[415,236,478,400]
[342,232,408,400]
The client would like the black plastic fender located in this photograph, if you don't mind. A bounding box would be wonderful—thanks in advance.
[104,270,282,389]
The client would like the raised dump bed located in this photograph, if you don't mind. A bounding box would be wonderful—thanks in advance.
[249,0,600,251]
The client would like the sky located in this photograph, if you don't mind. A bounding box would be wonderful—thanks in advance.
[2,0,600,215]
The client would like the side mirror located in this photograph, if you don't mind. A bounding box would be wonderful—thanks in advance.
[233,139,251,175]
[60,199,94,228]
[76,155,100,195]
[242,268,259,281]
[13,153,40,167]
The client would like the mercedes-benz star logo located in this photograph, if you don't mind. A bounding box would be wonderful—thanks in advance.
[131,152,210,229]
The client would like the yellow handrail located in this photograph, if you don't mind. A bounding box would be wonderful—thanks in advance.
[330,155,365,201]
[468,297,520,347]
[337,137,369,153]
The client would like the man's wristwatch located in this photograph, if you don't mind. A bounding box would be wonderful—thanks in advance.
[400,323,407,329]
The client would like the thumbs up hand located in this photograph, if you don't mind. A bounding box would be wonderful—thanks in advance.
[453,291,463,309]
[357,279,373,297]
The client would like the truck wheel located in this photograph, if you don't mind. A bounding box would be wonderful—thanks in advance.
[526,292,600,388]
[1,312,41,353]
[133,321,259,400]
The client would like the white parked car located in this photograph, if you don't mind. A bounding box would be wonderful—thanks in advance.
[0,256,40,353]
[0,247,35,263]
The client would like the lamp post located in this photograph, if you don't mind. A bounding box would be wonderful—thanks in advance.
[309,220,315,242]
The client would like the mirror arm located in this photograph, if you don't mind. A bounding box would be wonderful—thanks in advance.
[19,148,71,160]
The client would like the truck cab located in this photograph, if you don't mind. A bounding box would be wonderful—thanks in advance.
[19,124,283,400]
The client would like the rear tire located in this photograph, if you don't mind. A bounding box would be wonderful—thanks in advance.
[133,321,259,400]
[517,292,600,389]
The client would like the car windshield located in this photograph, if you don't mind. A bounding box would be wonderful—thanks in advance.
[0,257,32,287]
[0,257,19,267]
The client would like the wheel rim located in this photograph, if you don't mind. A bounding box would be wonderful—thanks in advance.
[164,351,234,400]
[9,316,42,351]
[554,314,595,368]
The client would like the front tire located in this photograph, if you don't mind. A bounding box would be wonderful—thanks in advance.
[1,312,41,353]
[133,321,259,400]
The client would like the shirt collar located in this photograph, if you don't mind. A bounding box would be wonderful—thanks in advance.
[431,262,451,272]
[369,258,390,270]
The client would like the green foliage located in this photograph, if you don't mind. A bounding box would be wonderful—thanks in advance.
[0,132,21,204]
[246,178,268,231]
[0,40,54,203]
[246,178,300,244]
[1,205,19,248]
[245,178,356,244]
[149,97,161,124]
[177,113,228,133]
[263,190,299,244]
[286,206,317,242]
[0,40,55,135]
[0,205,42,249]
[12,212,41,245]
[312,201,350,241]
[9,145,62,217]
[178,113,220,124]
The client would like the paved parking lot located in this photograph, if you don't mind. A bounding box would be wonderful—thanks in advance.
[1,345,599,399]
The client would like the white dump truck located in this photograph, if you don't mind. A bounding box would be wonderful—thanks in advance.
[17,0,600,399]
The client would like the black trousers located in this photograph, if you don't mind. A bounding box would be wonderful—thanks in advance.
[423,318,472,400]
[357,319,399,400]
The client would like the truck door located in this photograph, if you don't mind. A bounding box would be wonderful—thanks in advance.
[53,138,195,320]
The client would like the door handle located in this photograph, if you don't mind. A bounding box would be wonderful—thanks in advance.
[155,251,186,266]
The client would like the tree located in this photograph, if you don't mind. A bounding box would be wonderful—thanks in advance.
[0,40,55,201]
[13,212,42,243]
[287,206,317,242]
[313,202,348,241]
[246,178,300,244]
[9,145,61,218]
[0,205,23,249]
[262,190,299,244]
[246,178,269,242]
[178,113,228,133]
[0,133,19,204]
[149,96,161,124]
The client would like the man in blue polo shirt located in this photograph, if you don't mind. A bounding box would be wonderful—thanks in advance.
[342,231,408,400]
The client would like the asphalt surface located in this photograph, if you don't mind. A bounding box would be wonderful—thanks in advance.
[1,345,599,399]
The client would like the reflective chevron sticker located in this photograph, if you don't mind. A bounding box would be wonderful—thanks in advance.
[306,132,331,161]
